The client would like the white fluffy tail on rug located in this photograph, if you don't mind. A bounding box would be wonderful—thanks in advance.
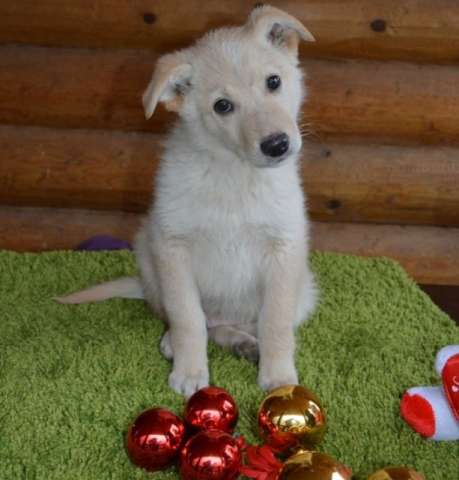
[54,276,144,304]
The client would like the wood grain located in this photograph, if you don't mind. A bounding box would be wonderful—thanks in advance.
[0,125,161,211]
[0,206,142,252]
[1,205,457,285]
[1,125,459,226]
[0,46,168,134]
[2,46,459,144]
[303,141,459,226]
[303,59,459,145]
[311,222,459,286]
[1,1,459,63]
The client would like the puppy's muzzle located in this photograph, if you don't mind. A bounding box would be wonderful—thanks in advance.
[260,132,290,158]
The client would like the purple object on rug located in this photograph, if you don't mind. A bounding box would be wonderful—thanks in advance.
[76,235,132,251]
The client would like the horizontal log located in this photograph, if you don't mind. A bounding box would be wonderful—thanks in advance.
[311,222,459,286]
[0,125,161,211]
[0,206,142,252]
[1,125,459,226]
[303,58,459,145]
[0,46,168,134]
[0,205,457,285]
[304,141,459,226]
[1,1,459,63]
[1,45,459,144]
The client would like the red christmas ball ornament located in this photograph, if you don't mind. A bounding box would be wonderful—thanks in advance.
[180,430,243,480]
[184,386,239,433]
[126,407,185,471]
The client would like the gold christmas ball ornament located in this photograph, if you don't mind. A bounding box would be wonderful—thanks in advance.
[258,385,327,452]
[368,467,425,480]
[279,450,352,480]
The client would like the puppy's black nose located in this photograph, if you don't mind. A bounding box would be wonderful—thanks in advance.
[260,133,290,158]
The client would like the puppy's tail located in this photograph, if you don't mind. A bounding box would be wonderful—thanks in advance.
[55,276,144,304]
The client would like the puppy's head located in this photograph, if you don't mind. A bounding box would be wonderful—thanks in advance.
[143,5,314,168]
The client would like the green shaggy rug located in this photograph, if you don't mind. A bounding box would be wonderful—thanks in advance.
[0,250,458,479]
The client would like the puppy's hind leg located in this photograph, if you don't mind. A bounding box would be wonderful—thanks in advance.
[160,331,174,360]
[136,229,177,366]
[161,324,259,362]
[208,325,259,363]
[295,268,319,327]
[134,227,164,318]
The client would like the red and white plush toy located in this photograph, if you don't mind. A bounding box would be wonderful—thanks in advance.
[400,345,459,441]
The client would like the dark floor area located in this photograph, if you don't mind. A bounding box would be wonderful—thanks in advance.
[420,285,459,326]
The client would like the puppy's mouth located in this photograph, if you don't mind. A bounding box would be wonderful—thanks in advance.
[260,150,292,168]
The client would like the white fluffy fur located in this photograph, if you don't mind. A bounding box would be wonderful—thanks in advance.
[57,5,318,397]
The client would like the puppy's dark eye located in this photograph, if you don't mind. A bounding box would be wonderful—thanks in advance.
[213,98,234,115]
[266,75,281,91]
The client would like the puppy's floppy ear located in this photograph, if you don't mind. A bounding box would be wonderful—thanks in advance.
[142,53,192,119]
[247,5,315,56]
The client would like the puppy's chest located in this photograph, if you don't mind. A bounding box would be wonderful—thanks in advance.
[175,179,284,246]
[193,213,276,255]
[158,162,303,254]
[188,203,276,299]
[169,182,284,276]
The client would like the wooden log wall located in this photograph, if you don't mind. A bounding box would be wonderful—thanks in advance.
[1,1,459,285]
[2,46,459,143]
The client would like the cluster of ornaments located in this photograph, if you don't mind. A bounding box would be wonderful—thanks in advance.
[126,386,241,479]
[126,384,425,480]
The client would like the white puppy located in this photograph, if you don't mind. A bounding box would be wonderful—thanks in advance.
[58,5,318,397]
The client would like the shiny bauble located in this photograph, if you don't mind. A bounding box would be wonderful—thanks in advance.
[258,385,326,452]
[125,407,185,471]
[368,467,425,480]
[279,450,352,480]
[184,386,239,433]
[180,430,243,480]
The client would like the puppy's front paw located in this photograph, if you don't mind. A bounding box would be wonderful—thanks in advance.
[169,367,209,398]
[258,364,298,391]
